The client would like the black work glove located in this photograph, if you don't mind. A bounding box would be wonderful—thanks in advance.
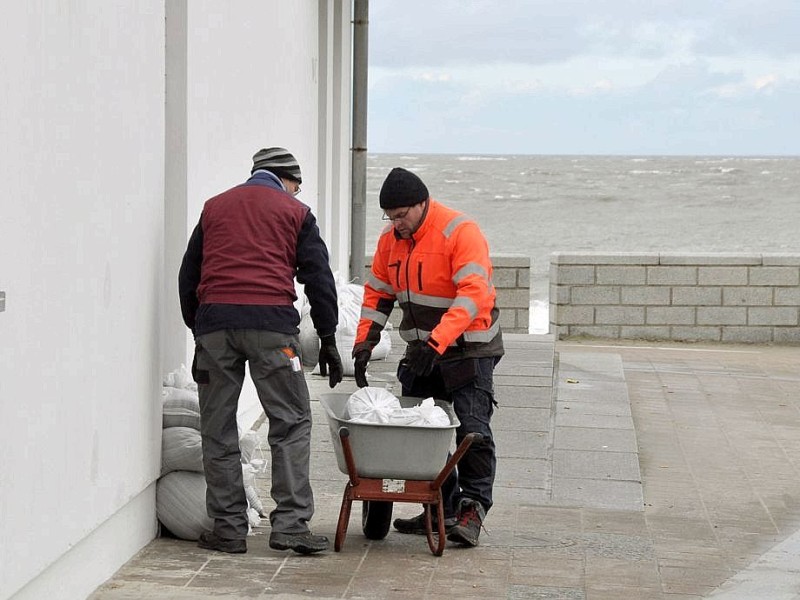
[352,349,371,388]
[406,341,438,377]
[318,334,344,388]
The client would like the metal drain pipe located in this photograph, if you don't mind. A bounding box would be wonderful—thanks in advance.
[349,0,368,284]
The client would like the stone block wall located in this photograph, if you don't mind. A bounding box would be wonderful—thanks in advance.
[364,253,531,334]
[550,253,800,343]
[491,254,531,334]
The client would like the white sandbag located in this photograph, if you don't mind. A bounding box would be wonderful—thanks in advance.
[294,283,320,367]
[336,276,392,363]
[163,364,197,391]
[312,326,392,378]
[156,471,213,541]
[332,272,364,335]
[309,276,393,376]
[246,507,262,529]
[161,427,204,476]
[346,387,401,423]
[337,282,364,336]
[242,463,265,516]
[336,332,357,376]
[162,387,201,430]
[346,390,450,427]
[298,310,319,367]
[389,397,451,427]
[238,431,259,464]
[370,324,392,360]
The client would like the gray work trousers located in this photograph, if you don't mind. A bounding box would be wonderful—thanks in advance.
[194,329,314,540]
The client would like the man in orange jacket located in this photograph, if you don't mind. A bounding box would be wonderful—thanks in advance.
[353,167,504,546]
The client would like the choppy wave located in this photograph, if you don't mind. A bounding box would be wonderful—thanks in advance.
[457,155,508,161]
[365,153,800,309]
[530,301,549,334]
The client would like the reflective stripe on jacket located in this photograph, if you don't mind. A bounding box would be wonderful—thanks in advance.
[356,199,504,359]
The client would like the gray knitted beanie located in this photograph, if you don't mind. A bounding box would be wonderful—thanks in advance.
[251,147,302,183]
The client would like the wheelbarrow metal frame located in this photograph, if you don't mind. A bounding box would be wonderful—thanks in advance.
[334,427,480,556]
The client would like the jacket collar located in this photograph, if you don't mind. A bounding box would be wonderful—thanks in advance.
[244,170,287,192]
[406,198,436,241]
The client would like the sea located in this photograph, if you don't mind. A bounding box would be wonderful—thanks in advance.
[364,153,800,332]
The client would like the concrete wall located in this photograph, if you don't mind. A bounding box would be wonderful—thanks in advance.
[168,0,353,430]
[493,254,531,334]
[0,2,353,599]
[550,253,800,343]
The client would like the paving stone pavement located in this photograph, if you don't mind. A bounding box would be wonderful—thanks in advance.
[90,334,800,600]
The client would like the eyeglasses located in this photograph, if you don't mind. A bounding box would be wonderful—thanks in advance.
[282,178,301,196]
[381,207,412,222]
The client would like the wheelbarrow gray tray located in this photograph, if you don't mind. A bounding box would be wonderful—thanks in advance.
[320,392,459,480]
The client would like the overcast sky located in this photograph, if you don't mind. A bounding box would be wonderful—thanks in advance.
[366,0,800,156]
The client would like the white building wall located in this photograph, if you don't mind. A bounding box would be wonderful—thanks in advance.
[317,0,354,280]
[1,1,353,599]
[170,0,353,427]
[0,2,166,599]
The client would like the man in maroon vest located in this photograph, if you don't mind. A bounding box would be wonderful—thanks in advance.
[179,147,342,554]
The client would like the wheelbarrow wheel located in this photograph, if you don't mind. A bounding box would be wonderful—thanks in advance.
[361,500,393,540]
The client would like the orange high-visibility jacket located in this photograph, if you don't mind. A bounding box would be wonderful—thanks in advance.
[355,199,504,359]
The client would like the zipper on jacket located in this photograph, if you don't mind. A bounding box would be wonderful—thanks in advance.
[388,260,402,288]
[405,239,422,341]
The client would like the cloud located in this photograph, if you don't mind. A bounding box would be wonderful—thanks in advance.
[710,74,782,98]
[370,0,800,68]
[754,74,778,91]
[368,60,800,155]
[367,0,800,154]
[642,62,740,98]
[689,1,800,57]
[415,72,452,83]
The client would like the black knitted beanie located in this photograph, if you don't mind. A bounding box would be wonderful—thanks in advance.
[379,167,429,209]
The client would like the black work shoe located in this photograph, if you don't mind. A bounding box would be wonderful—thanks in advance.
[393,512,456,535]
[269,531,329,554]
[197,531,247,554]
[447,499,485,547]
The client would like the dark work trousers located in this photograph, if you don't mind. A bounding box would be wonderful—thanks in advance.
[399,356,498,518]
[194,329,314,540]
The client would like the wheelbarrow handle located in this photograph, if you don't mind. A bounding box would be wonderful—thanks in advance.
[464,432,483,446]
[338,426,360,486]
[431,432,481,490]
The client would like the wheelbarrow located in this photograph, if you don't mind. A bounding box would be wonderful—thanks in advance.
[320,392,479,556]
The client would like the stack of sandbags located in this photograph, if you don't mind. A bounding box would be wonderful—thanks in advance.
[156,365,266,540]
